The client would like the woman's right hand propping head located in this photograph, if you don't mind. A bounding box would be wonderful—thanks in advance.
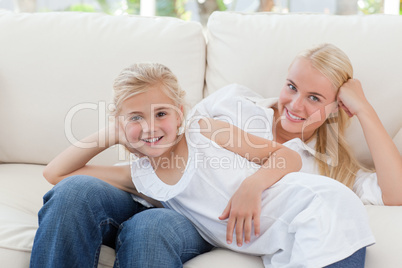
[337,79,371,118]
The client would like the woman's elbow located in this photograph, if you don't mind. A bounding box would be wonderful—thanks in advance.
[282,149,302,172]
[293,151,303,172]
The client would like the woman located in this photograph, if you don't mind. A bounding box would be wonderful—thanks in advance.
[196,43,402,208]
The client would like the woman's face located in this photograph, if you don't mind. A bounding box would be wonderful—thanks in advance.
[277,57,338,140]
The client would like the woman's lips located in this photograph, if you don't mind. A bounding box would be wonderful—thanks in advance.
[285,108,305,122]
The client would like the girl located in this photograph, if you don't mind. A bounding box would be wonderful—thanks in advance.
[35,62,374,267]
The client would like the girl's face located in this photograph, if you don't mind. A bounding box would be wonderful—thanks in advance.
[277,57,338,140]
[119,85,183,159]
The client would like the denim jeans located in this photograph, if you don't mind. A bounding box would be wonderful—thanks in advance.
[30,175,213,268]
[326,247,366,268]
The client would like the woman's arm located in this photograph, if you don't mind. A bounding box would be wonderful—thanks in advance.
[199,118,302,246]
[338,79,402,206]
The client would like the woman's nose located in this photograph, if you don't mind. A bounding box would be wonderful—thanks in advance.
[290,96,304,111]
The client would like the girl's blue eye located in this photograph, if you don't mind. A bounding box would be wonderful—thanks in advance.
[309,95,320,102]
[130,115,142,121]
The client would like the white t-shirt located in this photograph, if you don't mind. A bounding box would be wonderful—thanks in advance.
[191,84,383,206]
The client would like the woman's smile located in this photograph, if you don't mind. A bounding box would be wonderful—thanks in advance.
[285,108,305,122]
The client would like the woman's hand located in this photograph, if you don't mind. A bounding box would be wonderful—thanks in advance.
[337,79,371,118]
[219,177,262,247]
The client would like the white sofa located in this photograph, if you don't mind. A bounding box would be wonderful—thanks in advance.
[0,10,401,268]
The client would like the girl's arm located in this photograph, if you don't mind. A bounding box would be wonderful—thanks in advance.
[338,79,402,206]
[43,126,161,207]
[198,118,302,246]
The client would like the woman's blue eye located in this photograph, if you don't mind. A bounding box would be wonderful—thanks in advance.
[130,115,142,121]
[288,84,297,91]
[309,95,320,102]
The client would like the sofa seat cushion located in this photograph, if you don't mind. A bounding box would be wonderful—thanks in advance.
[0,163,116,267]
[0,164,50,251]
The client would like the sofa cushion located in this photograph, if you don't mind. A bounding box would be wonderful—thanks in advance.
[0,164,50,251]
[0,163,114,267]
[364,205,402,268]
[205,12,402,168]
[0,11,205,165]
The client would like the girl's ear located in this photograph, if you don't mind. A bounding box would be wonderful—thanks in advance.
[177,105,184,124]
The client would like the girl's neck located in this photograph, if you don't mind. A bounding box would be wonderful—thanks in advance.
[148,134,188,170]
[148,134,188,186]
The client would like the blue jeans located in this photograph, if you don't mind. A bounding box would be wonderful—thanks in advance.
[326,247,366,268]
[30,175,213,268]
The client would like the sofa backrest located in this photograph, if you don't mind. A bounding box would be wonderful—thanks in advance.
[205,12,402,168]
[0,11,205,165]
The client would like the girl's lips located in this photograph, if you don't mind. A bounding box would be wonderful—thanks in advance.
[141,136,163,145]
[285,108,305,122]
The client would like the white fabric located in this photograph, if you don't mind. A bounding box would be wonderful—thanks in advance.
[192,84,383,205]
[205,12,402,168]
[131,117,375,267]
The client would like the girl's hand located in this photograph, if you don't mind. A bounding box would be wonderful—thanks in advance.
[337,79,371,118]
[219,178,262,247]
[109,118,132,149]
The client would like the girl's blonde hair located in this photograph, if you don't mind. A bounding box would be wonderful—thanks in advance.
[111,63,187,118]
[298,43,367,188]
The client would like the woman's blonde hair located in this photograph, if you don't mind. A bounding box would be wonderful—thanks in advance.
[111,63,187,118]
[298,43,367,188]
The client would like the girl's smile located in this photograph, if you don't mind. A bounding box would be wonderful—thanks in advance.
[141,136,163,144]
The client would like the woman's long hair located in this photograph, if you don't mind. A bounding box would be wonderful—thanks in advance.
[299,44,368,188]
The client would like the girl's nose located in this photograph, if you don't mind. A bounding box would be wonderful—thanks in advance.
[141,119,157,133]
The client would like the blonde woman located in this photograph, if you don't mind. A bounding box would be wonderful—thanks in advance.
[197,43,401,207]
